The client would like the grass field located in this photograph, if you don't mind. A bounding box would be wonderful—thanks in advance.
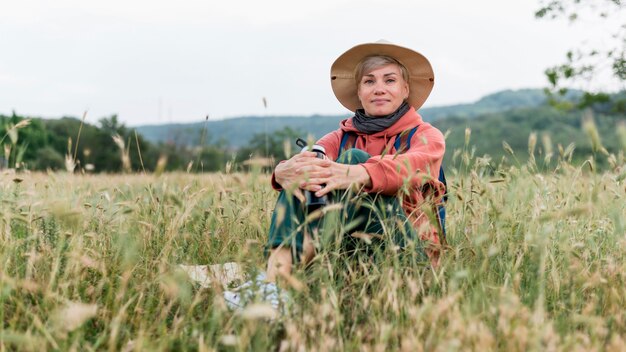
[1,140,626,351]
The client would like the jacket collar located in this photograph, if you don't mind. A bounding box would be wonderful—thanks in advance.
[340,106,424,137]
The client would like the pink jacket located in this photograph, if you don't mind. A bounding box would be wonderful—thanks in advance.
[274,107,446,263]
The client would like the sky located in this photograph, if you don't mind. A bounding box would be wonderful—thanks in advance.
[0,0,618,126]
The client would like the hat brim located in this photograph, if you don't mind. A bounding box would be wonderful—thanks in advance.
[330,42,434,112]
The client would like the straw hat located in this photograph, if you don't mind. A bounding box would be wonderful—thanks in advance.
[330,40,434,112]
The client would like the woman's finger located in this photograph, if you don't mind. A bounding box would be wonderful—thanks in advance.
[296,156,331,168]
[293,152,318,162]
[292,188,305,203]
[315,181,337,197]
[298,163,333,174]
[315,187,331,198]
[301,178,328,187]
[300,183,323,192]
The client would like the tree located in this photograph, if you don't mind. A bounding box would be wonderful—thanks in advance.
[33,146,65,170]
[0,115,48,170]
[536,0,625,109]
[96,115,154,172]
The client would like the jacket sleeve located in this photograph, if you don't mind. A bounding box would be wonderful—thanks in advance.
[270,129,343,191]
[270,161,286,190]
[361,125,445,196]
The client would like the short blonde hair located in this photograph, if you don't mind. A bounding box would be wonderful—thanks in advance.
[354,55,410,86]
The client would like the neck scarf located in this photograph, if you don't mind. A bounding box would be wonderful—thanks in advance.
[352,102,410,134]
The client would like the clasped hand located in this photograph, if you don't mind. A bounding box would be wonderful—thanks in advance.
[274,151,372,203]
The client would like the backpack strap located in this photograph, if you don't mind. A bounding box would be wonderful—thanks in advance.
[393,126,419,154]
[438,166,448,203]
[437,167,448,244]
[337,131,358,158]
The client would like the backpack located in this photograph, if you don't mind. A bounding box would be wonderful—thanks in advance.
[337,126,448,244]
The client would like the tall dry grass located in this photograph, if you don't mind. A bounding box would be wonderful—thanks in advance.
[1,113,625,351]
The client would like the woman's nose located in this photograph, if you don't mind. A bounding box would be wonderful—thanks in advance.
[373,82,386,94]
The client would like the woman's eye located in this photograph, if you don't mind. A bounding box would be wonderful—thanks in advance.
[386,79,396,83]
[363,79,374,84]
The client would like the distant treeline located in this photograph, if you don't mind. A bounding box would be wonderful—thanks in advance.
[1,89,625,173]
[0,114,234,173]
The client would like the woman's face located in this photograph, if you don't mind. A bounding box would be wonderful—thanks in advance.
[357,63,409,117]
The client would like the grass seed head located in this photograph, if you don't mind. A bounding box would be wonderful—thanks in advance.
[465,127,471,147]
[528,132,537,156]
[617,122,626,152]
[582,111,607,155]
[240,303,277,320]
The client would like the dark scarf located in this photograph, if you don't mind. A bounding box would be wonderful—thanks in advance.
[352,102,410,134]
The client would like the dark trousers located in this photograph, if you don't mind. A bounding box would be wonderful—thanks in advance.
[266,149,426,262]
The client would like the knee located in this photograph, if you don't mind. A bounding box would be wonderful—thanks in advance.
[336,148,371,165]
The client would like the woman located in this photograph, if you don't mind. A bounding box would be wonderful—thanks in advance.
[224,40,446,310]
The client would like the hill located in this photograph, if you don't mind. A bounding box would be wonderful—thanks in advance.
[437,105,626,168]
[135,88,555,148]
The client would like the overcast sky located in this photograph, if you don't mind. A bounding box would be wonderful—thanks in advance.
[0,0,616,126]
